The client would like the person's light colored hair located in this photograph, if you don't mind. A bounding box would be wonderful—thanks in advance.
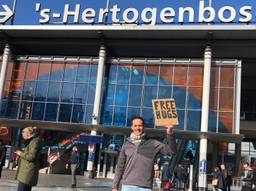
[23,126,37,137]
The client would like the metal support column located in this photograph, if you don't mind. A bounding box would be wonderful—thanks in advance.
[86,44,106,178]
[0,44,11,110]
[198,46,212,191]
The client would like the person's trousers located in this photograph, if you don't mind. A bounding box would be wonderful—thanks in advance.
[17,182,32,191]
[0,165,2,178]
[71,164,78,185]
[121,184,152,191]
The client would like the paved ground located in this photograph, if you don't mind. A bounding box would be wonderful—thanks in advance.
[0,169,113,191]
[0,169,242,191]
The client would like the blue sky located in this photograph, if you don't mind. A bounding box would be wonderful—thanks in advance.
[0,0,255,25]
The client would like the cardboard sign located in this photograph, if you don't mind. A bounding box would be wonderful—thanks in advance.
[152,98,179,126]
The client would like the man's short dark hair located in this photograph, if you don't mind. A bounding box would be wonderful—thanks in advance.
[131,116,144,126]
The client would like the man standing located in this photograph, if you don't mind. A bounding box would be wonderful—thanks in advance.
[241,162,254,191]
[112,116,177,191]
[66,146,80,188]
[0,140,6,178]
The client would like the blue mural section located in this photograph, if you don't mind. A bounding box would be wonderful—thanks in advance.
[0,64,227,133]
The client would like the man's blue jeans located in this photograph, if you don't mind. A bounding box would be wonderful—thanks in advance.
[121,184,152,191]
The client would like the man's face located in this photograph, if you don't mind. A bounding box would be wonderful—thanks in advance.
[131,118,144,136]
[220,164,225,170]
[243,163,249,170]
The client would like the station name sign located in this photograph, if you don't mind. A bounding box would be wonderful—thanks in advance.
[0,0,255,25]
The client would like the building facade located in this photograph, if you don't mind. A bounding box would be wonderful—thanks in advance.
[1,0,256,190]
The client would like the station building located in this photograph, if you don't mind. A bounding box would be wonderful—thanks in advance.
[0,0,255,189]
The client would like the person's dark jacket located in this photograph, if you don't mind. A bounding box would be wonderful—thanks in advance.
[242,167,254,189]
[0,143,6,167]
[161,163,172,182]
[112,134,176,189]
[213,169,225,190]
[68,151,80,164]
[16,137,42,186]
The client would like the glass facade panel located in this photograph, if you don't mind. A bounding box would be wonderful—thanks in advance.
[85,105,93,123]
[72,104,85,123]
[6,101,19,118]
[113,107,127,126]
[158,86,172,99]
[109,65,117,84]
[220,66,234,87]
[87,84,96,104]
[89,64,98,82]
[47,82,61,102]
[159,65,173,86]
[37,63,51,80]
[174,65,188,86]
[142,108,154,127]
[211,66,220,88]
[50,63,64,81]
[74,83,88,104]
[102,106,113,125]
[188,87,202,109]
[219,88,234,112]
[115,85,129,106]
[117,65,131,84]
[32,102,45,120]
[35,82,48,101]
[10,80,22,100]
[187,110,201,131]
[143,86,158,107]
[189,66,203,86]
[218,112,233,133]
[129,85,142,106]
[76,63,90,82]
[173,86,186,109]
[63,63,77,81]
[59,104,72,122]
[19,101,32,119]
[13,62,26,80]
[145,65,159,85]
[131,65,144,84]
[25,62,38,80]
[61,82,74,103]
[45,103,58,121]
[22,81,35,100]
[103,85,115,105]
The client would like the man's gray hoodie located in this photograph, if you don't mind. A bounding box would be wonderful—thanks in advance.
[112,134,176,189]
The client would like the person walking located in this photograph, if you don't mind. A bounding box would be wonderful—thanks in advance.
[212,166,225,191]
[175,164,187,190]
[220,164,228,191]
[15,127,42,191]
[161,161,172,191]
[0,139,6,178]
[66,146,80,188]
[112,116,177,191]
[241,162,254,191]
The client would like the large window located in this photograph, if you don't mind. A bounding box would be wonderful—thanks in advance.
[101,59,239,133]
[1,57,97,123]
[0,57,239,134]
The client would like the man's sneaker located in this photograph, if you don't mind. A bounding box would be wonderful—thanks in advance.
[71,184,76,188]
